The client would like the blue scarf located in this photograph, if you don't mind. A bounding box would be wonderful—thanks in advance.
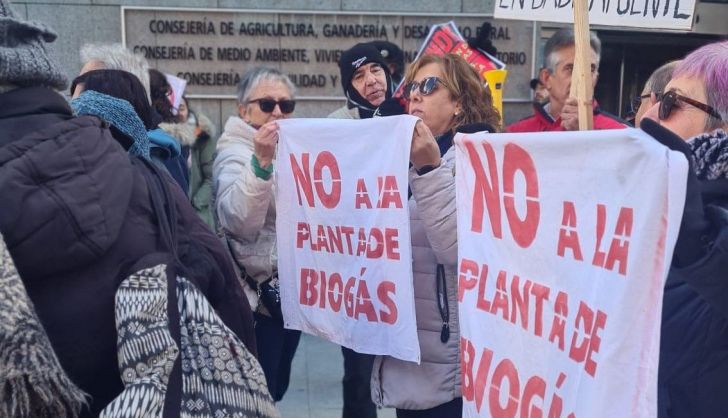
[71,90,150,159]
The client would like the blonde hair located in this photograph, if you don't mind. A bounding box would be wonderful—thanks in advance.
[404,54,502,132]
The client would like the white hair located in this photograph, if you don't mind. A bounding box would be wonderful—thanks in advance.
[80,43,151,100]
[236,67,296,104]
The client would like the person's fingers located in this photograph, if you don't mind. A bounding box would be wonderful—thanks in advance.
[257,124,281,145]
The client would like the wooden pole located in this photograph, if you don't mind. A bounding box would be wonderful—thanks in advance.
[571,0,594,130]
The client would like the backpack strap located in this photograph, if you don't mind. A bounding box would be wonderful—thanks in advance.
[131,157,179,257]
[129,156,183,418]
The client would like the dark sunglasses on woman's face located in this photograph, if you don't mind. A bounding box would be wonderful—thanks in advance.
[403,77,445,100]
[658,90,722,121]
[248,98,296,114]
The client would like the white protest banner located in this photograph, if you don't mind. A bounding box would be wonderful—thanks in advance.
[494,0,696,30]
[276,116,420,363]
[455,128,687,417]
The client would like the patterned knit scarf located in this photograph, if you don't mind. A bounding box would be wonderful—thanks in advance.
[688,129,728,181]
[0,235,88,417]
[71,90,151,159]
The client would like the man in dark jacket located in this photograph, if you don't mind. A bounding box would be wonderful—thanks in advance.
[328,42,393,120]
[0,2,256,415]
[507,28,625,132]
[76,43,191,195]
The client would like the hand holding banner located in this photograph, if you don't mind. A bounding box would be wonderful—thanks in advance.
[276,116,420,363]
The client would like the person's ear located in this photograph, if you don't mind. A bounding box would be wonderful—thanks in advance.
[238,103,247,119]
[539,68,551,90]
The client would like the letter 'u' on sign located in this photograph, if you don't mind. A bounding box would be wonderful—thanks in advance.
[494,0,696,30]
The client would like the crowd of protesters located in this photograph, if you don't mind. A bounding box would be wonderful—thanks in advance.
[1,0,727,416]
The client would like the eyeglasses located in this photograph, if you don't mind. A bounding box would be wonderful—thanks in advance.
[658,91,722,121]
[630,93,651,114]
[403,77,446,100]
[248,98,296,114]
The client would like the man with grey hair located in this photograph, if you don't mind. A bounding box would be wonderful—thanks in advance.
[77,44,193,195]
[508,28,625,132]
[79,43,150,100]
[633,60,680,126]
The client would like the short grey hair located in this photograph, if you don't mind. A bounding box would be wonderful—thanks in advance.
[236,67,296,104]
[643,60,679,95]
[80,43,150,100]
[543,28,601,73]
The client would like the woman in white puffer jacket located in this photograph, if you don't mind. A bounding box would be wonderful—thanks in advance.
[213,67,301,403]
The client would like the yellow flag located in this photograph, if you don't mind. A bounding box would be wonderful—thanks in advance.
[483,69,507,122]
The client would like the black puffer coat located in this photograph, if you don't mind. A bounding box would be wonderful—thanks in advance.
[0,87,256,416]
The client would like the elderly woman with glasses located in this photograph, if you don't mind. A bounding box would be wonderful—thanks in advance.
[639,40,728,418]
[213,67,300,403]
[643,42,726,140]
[370,54,501,418]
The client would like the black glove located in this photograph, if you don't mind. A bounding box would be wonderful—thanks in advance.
[466,22,497,56]
[374,97,407,117]
[641,118,713,266]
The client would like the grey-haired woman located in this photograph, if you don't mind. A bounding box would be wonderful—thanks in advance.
[213,67,300,402]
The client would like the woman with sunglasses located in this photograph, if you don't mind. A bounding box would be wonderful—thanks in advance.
[213,67,301,403]
[642,41,726,140]
[371,54,501,418]
[639,40,728,418]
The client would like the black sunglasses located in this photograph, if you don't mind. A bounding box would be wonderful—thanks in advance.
[403,77,446,100]
[658,91,722,121]
[248,98,296,114]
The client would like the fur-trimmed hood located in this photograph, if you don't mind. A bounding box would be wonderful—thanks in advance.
[195,113,216,140]
[158,112,217,148]
[159,121,196,147]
